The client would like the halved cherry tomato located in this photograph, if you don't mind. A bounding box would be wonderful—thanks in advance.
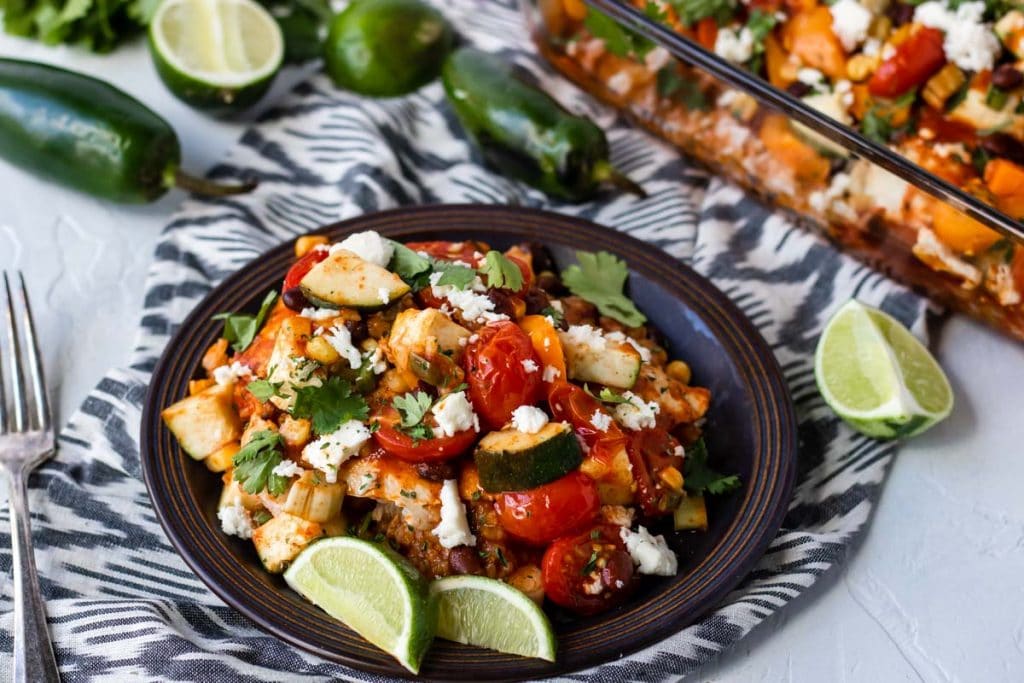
[497,471,600,545]
[541,524,635,615]
[283,247,328,292]
[519,315,566,390]
[627,428,685,518]
[372,407,478,463]
[868,27,946,98]
[464,321,542,429]
[548,383,625,448]
[405,240,487,266]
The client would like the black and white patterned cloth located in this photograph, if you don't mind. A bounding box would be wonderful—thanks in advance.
[0,0,935,680]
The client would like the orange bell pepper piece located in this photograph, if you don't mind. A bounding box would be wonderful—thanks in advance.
[758,113,831,185]
[764,33,793,88]
[985,158,1024,219]
[932,201,1002,255]
[784,6,846,79]
[519,315,566,388]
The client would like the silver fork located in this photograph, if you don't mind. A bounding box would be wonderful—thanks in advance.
[0,273,60,683]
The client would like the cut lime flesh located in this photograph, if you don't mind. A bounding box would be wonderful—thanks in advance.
[430,575,556,662]
[149,0,283,113]
[284,537,436,673]
[815,300,953,439]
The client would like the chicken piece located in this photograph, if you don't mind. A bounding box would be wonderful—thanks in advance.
[251,512,324,573]
[632,364,711,429]
[341,452,442,530]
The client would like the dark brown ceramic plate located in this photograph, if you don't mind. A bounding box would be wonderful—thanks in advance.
[140,204,797,681]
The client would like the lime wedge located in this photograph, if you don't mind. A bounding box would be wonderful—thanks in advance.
[149,0,283,115]
[815,299,953,439]
[430,575,556,661]
[284,537,436,673]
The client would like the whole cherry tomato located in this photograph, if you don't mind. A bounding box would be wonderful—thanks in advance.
[627,427,685,518]
[463,321,542,429]
[542,524,635,615]
[497,471,600,545]
[372,407,478,463]
[283,248,328,292]
[868,27,946,98]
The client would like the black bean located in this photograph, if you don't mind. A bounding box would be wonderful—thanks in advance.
[344,318,368,345]
[523,286,552,315]
[414,461,458,482]
[486,289,517,317]
[980,133,1024,166]
[448,546,484,575]
[527,242,557,274]
[786,82,812,98]
[889,2,915,26]
[282,287,308,311]
[992,64,1024,90]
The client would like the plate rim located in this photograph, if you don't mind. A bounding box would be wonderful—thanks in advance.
[140,203,797,681]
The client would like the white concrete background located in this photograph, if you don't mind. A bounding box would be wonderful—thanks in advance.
[1,34,1023,683]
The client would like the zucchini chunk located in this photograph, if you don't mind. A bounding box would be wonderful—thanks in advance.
[161,383,243,460]
[299,249,410,309]
[475,422,582,492]
[558,331,642,389]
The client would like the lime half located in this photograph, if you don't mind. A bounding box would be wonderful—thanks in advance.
[149,0,283,115]
[430,575,556,661]
[284,537,436,673]
[815,299,953,439]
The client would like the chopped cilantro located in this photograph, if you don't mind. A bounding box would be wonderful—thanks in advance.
[583,7,657,58]
[656,67,709,110]
[561,251,647,327]
[291,376,369,435]
[388,241,433,288]
[246,378,281,402]
[683,439,742,496]
[392,391,436,441]
[539,305,565,327]
[232,431,289,496]
[585,384,631,404]
[496,547,509,568]
[478,251,524,291]
[668,0,737,27]
[432,261,478,289]
[252,510,273,527]
[212,290,277,353]
[745,10,778,73]
[581,550,599,576]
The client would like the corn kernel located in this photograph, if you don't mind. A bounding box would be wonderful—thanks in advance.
[295,235,328,259]
[305,335,340,365]
[846,54,879,82]
[666,360,692,384]
[659,466,685,492]
[868,15,892,42]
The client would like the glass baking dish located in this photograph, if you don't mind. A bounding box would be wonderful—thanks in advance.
[523,0,1024,340]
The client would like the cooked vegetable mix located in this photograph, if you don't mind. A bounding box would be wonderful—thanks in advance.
[0,59,256,202]
[162,230,740,666]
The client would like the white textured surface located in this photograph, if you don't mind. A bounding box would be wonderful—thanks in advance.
[2,35,1024,683]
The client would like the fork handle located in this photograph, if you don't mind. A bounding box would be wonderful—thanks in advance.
[7,467,60,683]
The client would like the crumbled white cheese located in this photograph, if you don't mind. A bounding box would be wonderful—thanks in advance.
[834,79,855,108]
[560,324,607,351]
[987,262,1022,306]
[644,46,672,72]
[468,334,480,344]
[378,287,391,305]
[431,276,509,324]
[324,323,363,369]
[796,68,826,88]
[213,362,251,386]
[912,227,982,287]
[432,391,479,437]
[521,359,540,373]
[511,406,549,434]
[218,504,253,539]
[714,26,754,64]
[432,479,476,549]
[620,526,677,576]
[590,410,613,432]
[862,38,881,57]
[605,331,652,362]
[365,345,388,375]
[673,444,685,458]
[829,0,872,52]
[613,391,661,431]
[607,70,634,95]
[271,459,304,478]
[915,1,1001,72]
[808,172,853,215]
[299,307,339,321]
[302,420,371,483]
[542,365,561,383]
[330,230,394,267]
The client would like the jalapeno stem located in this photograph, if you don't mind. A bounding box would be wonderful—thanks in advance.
[593,161,647,199]
[171,168,258,197]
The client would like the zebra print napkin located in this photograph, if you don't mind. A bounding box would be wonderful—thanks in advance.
[1,0,935,680]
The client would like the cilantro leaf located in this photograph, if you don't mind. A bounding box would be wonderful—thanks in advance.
[656,67,709,110]
[212,290,277,353]
[561,251,647,327]
[389,241,433,286]
[292,376,369,435]
[583,7,657,58]
[478,251,524,291]
[585,384,631,404]
[745,10,778,73]
[683,439,742,496]
[393,391,433,428]
[432,262,478,289]
[540,305,565,327]
[233,431,289,496]
[246,379,282,402]
[668,0,737,27]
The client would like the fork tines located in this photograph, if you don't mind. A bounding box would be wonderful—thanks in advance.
[1,273,51,435]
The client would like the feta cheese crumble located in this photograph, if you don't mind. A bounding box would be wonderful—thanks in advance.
[829,0,872,52]
[560,324,607,350]
[915,2,1001,72]
[218,504,253,539]
[542,365,561,383]
[324,323,363,369]
[430,274,509,324]
[330,230,394,267]
[620,526,678,576]
[213,362,251,386]
[521,359,540,373]
[301,420,371,483]
[605,330,652,362]
[365,345,388,375]
[590,410,613,432]
[613,392,660,431]
[299,307,339,321]
[511,406,549,434]
[432,479,476,549]
[378,287,391,305]
[432,391,480,437]
[271,459,304,478]
[714,26,754,64]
